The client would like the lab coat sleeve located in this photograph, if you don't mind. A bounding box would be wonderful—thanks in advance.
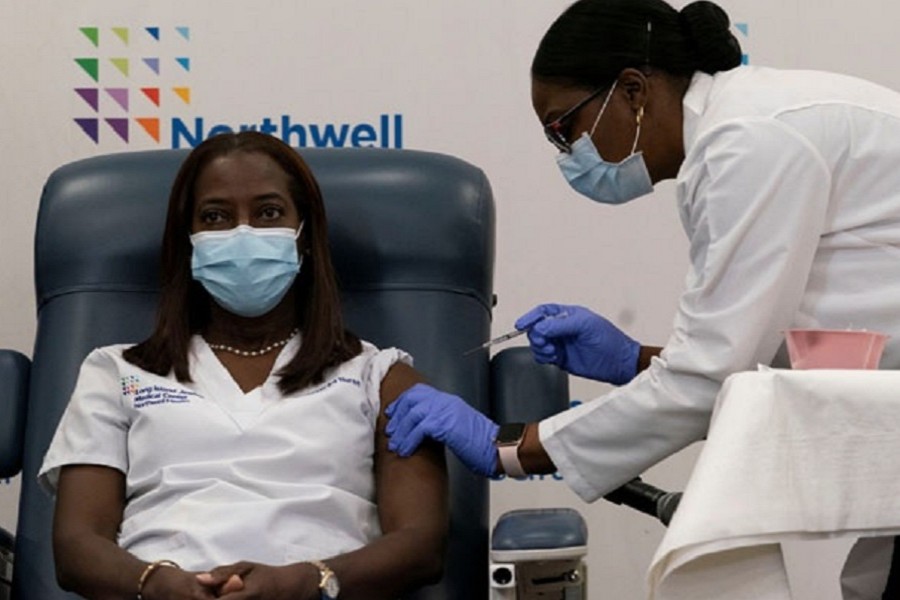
[540,117,832,502]
[38,347,131,495]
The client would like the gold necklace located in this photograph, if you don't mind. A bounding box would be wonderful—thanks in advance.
[206,328,299,357]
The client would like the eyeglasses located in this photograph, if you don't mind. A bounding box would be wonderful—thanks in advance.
[542,86,608,153]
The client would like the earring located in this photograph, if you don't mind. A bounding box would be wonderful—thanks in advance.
[636,106,645,126]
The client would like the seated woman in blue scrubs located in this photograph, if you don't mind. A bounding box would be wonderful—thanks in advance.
[39,131,447,600]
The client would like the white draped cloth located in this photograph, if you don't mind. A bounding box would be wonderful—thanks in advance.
[648,368,900,599]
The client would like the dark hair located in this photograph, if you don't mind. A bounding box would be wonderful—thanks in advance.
[123,131,362,394]
[532,0,742,89]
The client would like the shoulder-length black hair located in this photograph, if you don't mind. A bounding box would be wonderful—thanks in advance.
[123,131,362,394]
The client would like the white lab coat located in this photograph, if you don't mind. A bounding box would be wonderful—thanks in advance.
[540,65,900,500]
[40,336,410,571]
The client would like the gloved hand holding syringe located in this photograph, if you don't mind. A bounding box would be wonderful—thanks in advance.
[468,304,640,386]
[462,311,570,356]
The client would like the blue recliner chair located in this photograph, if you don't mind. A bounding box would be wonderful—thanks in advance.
[0,147,498,599]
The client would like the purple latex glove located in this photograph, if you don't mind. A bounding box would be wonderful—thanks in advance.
[515,303,640,385]
[386,383,499,477]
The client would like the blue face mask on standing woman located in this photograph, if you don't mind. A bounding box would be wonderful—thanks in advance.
[556,81,654,205]
[190,224,303,318]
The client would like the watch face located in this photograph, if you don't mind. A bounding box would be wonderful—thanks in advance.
[323,575,340,597]
[496,422,526,445]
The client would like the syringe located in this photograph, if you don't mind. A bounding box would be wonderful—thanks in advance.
[462,311,569,356]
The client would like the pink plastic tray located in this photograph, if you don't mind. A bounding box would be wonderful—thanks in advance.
[785,328,888,370]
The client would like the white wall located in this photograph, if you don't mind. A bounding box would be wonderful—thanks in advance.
[2,1,899,597]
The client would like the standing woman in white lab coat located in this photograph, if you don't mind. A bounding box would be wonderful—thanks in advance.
[385,0,900,596]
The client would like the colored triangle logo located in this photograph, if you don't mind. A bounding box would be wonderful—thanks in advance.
[74,88,99,112]
[79,27,99,47]
[146,27,160,41]
[105,88,129,111]
[136,118,161,142]
[176,26,190,41]
[74,118,99,143]
[110,58,130,77]
[735,22,749,37]
[75,58,99,82]
[176,57,190,72]
[143,57,160,75]
[141,87,160,106]
[112,27,129,45]
[105,118,129,142]
[173,87,191,105]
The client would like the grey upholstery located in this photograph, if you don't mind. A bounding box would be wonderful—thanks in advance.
[490,347,569,424]
[8,147,495,599]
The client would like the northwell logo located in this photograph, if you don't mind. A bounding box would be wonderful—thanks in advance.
[73,26,191,144]
[72,26,404,149]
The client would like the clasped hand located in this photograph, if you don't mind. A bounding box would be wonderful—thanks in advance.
[142,560,318,600]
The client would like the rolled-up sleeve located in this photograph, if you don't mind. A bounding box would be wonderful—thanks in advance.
[361,345,413,424]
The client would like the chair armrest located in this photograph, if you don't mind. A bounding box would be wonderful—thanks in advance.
[0,350,30,478]
[489,347,568,424]
[490,508,587,562]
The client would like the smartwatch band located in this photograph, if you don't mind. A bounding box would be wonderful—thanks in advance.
[498,442,527,477]
[496,423,527,478]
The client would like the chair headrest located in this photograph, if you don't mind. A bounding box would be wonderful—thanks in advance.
[36,147,495,311]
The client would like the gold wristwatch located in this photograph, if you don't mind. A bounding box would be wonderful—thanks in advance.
[310,559,340,599]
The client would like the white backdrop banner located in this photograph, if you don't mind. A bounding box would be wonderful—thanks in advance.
[2,1,899,597]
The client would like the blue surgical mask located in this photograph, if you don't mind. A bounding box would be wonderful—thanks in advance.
[190,224,303,318]
[556,82,654,205]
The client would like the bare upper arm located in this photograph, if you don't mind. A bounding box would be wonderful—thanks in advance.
[54,465,126,544]
[374,363,448,536]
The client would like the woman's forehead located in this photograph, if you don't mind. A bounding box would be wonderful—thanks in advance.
[195,152,292,193]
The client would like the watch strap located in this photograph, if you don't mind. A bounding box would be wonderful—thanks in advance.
[497,424,527,478]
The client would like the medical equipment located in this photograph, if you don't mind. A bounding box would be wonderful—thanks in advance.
[464,312,571,356]
[465,328,528,356]
[489,479,681,599]
[490,508,587,600]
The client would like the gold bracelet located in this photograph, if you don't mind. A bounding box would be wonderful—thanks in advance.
[137,559,180,600]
